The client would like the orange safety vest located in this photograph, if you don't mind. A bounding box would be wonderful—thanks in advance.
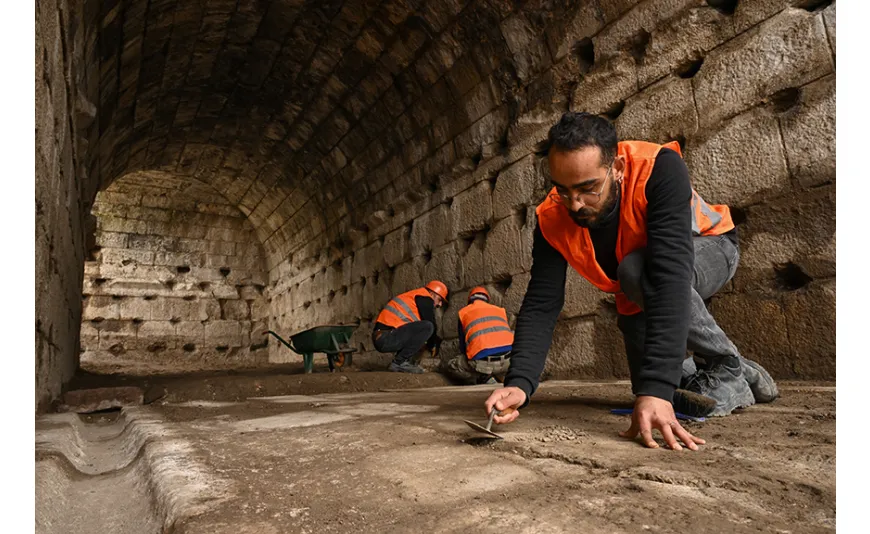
[458,301,514,360]
[536,140,734,316]
[376,288,431,328]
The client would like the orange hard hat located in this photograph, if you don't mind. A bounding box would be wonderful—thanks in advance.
[425,280,449,302]
[468,286,490,303]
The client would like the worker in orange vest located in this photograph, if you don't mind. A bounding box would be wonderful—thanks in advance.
[372,280,448,374]
[485,112,778,451]
[445,287,514,385]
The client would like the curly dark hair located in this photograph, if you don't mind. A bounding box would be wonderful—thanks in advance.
[546,112,618,166]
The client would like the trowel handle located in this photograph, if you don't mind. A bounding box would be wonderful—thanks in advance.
[486,406,516,431]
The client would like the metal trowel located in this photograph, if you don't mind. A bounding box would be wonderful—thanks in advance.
[464,407,516,439]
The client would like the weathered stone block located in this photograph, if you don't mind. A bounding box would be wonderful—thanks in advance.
[615,75,698,144]
[693,8,833,128]
[204,320,243,347]
[733,185,835,291]
[562,269,604,319]
[638,7,735,88]
[783,280,835,379]
[423,244,461,290]
[351,241,387,280]
[137,320,176,339]
[451,181,493,237]
[503,272,532,316]
[686,106,790,208]
[493,155,547,221]
[572,53,638,116]
[83,296,119,320]
[546,1,604,61]
[97,320,138,348]
[780,75,835,188]
[484,212,533,280]
[391,258,424,296]
[823,2,835,57]
[710,292,792,378]
[410,204,454,257]
[150,298,192,321]
[454,107,509,160]
[221,299,250,320]
[118,297,151,320]
[459,234,487,290]
[176,321,205,342]
[594,0,703,62]
[500,13,552,82]
[544,317,597,378]
[733,0,812,33]
[382,225,411,268]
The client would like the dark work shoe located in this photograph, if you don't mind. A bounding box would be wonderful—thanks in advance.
[682,356,755,416]
[739,356,779,403]
[682,356,778,404]
[389,361,425,374]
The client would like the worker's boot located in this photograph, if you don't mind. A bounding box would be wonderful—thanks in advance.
[682,355,779,403]
[680,355,755,416]
[389,359,425,374]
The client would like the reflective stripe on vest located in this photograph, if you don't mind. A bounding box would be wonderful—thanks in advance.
[459,302,514,360]
[375,288,428,328]
[536,140,735,316]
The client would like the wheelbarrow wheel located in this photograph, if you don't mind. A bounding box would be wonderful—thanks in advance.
[333,352,352,370]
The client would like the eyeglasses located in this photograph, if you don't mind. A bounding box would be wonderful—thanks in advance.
[548,165,613,207]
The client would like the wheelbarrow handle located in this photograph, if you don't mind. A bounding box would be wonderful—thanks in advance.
[262,330,301,354]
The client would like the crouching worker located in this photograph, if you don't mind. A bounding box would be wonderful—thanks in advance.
[372,281,448,374]
[445,287,514,385]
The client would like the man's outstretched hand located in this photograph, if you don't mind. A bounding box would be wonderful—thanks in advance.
[620,395,706,451]
[484,386,526,424]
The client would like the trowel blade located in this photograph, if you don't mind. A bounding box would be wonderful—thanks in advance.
[464,419,504,439]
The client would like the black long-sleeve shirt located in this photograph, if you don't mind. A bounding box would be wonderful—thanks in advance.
[504,148,736,404]
[374,295,441,349]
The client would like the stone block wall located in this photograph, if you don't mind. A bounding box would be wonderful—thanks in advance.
[266,1,836,380]
[80,172,269,373]
[37,0,836,408]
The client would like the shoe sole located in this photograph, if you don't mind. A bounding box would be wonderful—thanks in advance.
[740,357,779,403]
[672,389,718,418]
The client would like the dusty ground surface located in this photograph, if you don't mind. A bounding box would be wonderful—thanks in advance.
[37,377,835,534]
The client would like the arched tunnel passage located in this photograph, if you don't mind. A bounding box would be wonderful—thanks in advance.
[37,0,836,410]
[81,171,271,375]
[35,0,837,531]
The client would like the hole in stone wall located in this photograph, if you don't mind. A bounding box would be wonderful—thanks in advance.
[220,267,231,277]
[770,87,802,113]
[111,295,123,300]
[144,295,156,301]
[573,37,595,70]
[360,276,367,288]
[177,265,190,274]
[427,178,439,193]
[94,278,107,286]
[706,0,739,15]
[170,317,181,324]
[628,30,651,64]
[674,134,687,153]
[198,282,211,291]
[87,246,102,262]
[676,57,704,79]
[601,101,626,121]
[488,173,499,191]
[183,295,196,301]
[216,346,229,352]
[321,266,327,274]
[729,206,747,226]
[109,344,125,356]
[373,271,380,285]
[460,235,476,254]
[797,0,832,12]
[303,301,312,309]
[341,285,348,296]
[90,317,104,323]
[773,262,814,291]
[164,280,176,290]
[422,249,433,264]
[251,339,268,351]
[471,150,483,167]
[387,206,396,217]
[148,342,167,353]
[315,298,321,304]
[121,259,134,266]
[183,343,196,352]
[132,318,143,325]
[328,290,336,301]
[493,276,513,294]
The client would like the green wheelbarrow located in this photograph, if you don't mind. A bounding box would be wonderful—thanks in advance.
[264,324,358,374]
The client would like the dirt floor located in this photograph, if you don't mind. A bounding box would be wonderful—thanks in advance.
[37,371,836,533]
